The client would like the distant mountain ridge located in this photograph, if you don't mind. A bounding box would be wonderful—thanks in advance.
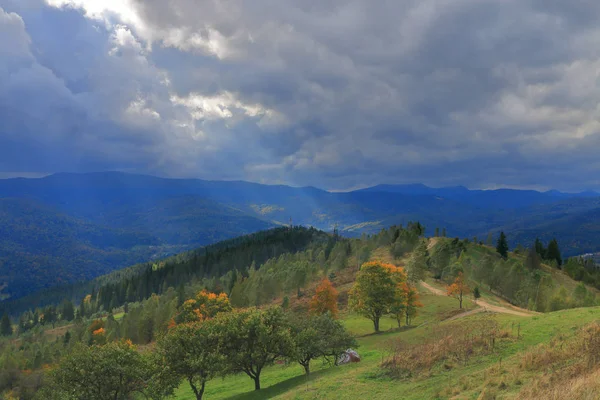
[2,171,600,300]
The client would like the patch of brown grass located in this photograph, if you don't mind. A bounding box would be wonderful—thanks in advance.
[381,316,508,379]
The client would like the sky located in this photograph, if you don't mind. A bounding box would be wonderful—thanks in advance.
[2,1,600,191]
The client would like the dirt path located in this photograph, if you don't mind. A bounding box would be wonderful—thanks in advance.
[420,281,535,317]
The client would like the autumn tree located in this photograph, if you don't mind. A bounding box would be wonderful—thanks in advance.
[496,232,509,259]
[404,283,423,325]
[216,307,293,390]
[155,321,224,400]
[349,261,407,332]
[309,278,338,318]
[43,341,155,400]
[179,290,232,323]
[447,272,471,309]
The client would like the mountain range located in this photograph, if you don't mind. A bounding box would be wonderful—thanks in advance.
[2,171,600,300]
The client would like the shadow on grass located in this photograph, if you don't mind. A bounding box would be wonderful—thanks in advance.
[357,325,416,338]
[225,367,339,400]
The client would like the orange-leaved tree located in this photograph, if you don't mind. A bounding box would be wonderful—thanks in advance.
[390,282,424,327]
[404,283,423,325]
[309,278,339,318]
[179,290,232,323]
[349,261,407,332]
[447,272,471,309]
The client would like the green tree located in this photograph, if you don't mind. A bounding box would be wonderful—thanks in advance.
[155,321,224,400]
[473,286,481,300]
[349,261,407,332]
[524,247,541,270]
[546,238,562,267]
[0,313,12,336]
[44,341,155,400]
[534,238,546,259]
[216,307,294,390]
[496,231,508,259]
[61,300,75,322]
[406,240,428,283]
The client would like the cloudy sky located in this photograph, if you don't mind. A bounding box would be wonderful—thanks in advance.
[2,0,600,191]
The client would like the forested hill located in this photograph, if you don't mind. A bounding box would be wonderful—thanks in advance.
[3,171,600,300]
[0,226,331,316]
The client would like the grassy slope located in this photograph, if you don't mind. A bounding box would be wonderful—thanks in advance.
[172,242,600,400]
[174,302,600,400]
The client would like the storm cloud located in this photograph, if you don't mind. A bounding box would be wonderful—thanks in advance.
[2,0,600,190]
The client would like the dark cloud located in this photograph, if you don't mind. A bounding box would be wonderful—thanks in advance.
[1,0,600,190]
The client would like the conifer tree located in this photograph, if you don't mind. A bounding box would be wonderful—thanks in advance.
[1,313,12,336]
[546,238,562,267]
[496,231,509,259]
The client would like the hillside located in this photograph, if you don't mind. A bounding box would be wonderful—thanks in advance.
[3,171,600,299]
[2,226,600,399]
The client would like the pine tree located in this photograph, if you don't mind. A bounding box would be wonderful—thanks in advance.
[534,238,546,259]
[1,313,12,336]
[496,231,508,259]
[546,238,562,267]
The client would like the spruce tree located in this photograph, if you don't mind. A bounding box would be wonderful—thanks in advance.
[1,313,12,336]
[534,238,546,259]
[546,238,562,267]
[496,231,509,259]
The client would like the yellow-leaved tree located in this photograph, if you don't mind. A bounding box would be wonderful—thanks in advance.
[349,261,407,332]
[179,290,232,323]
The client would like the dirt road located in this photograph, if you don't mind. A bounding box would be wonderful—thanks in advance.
[420,281,535,318]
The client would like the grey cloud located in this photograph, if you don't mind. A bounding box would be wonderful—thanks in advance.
[1,0,600,190]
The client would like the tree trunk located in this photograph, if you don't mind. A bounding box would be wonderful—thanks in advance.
[303,362,310,375]
[373,317,380,332]
[254,375,261,391]
[396,316,402,329]
[189,379,205,400]
[459,293,463,309]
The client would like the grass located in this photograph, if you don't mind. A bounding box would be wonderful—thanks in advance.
[172,292,600,400]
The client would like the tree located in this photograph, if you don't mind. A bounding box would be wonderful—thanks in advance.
[349,261,407,332]
[406,240,428,283]
[216,307,294,390]
[435,227,439,237]
[546,238,562,267]
[61,300,75,322]
[525,247,542,270]
[1,313,12,336]
[403,283,423,325]
[45,341,155,400]
[155,321,224,400]
[473,286,481,300]
[309,279,338,318]
[447,272,471,309]
[534,238,546,259]
[179,290,232,323]
[496,232,508,259]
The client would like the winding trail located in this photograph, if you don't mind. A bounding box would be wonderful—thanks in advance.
[420,281,535,318]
